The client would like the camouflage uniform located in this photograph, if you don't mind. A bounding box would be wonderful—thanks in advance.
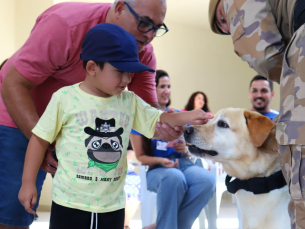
[211,0,305,228]
[277,25,305,228]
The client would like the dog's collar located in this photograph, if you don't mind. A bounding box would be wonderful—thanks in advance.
[225,170,287,194]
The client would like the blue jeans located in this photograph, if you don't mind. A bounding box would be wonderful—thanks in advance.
[0,125,46,227]
[147,158,216,229]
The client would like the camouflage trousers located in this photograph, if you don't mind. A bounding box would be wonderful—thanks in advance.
[276,24,305,229]
[279,145,305,229]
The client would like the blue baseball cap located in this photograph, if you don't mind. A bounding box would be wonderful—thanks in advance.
[80,23,155,73]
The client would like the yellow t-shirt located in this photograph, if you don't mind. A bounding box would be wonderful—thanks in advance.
[32,83,162,213]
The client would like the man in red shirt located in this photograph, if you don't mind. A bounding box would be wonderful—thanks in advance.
[0,1,182,228]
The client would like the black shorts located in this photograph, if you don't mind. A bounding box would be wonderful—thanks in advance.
[49,201,125,229]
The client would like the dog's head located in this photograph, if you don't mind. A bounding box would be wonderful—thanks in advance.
[184,108,277,178]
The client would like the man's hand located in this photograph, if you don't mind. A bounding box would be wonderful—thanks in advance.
[40,143,57,174]
[154,108,183,141]
[154,122,183,141]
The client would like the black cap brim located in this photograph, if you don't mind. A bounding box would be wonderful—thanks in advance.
[109,61,155,73]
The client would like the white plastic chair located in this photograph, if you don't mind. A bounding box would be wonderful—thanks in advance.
[139,164,218,229]
[205,161,227,215]
[206,160,241,229]
[140,165,157,228]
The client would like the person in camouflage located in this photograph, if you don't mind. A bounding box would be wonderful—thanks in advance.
[209,0,305,228]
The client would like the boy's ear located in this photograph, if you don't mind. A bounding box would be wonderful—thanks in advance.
[86,61,96,76]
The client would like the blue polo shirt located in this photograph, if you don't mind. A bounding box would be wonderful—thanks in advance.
[260,110,279,121]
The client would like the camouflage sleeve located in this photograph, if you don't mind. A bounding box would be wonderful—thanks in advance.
[223,0,286,83]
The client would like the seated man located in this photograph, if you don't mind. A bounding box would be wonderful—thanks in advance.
[248,75,279,120]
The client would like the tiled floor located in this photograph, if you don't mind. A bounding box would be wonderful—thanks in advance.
[30,191,240,229]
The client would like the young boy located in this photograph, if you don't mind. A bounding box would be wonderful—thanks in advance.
[18,23,212,229]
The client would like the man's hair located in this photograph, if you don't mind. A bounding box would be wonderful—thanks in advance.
[113,0,137,7]
[112,0,166,8]
[249,75,273,92]
[83,61,105,70]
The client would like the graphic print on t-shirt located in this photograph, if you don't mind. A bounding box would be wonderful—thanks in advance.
[84,118,123,173]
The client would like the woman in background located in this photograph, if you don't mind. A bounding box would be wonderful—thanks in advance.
[184,91,211,114]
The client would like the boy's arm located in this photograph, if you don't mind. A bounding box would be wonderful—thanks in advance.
[160,109,213,127]
[19,134,50,214]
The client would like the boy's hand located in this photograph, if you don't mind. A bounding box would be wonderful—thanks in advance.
[160,158,178,168]
[188,109,213,125]
[18,183,37,214]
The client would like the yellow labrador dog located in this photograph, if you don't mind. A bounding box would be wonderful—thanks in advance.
[184,108,290,229]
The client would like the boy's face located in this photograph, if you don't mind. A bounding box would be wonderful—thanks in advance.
[90,62,131,97]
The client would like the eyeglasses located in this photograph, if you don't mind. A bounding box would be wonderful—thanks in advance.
[124,2,169,37]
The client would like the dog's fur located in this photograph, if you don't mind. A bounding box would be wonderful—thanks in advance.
[184,108,290,229]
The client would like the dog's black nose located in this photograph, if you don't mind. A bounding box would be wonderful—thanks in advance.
[184,127,194,136]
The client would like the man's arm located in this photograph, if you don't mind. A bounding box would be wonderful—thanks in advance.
[2,65,39,139]
[1,65,58,174]
[223,0,285,82]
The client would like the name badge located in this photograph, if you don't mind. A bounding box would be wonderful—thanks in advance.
[156,141,167,151]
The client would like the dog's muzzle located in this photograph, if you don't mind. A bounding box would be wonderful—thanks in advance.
[183,126,194,137]
[186,144,218,157]
[183,127,218,157]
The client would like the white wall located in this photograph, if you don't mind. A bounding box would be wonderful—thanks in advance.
[15,0,53,50]
[0,0,15,63]
[151,22,280,113]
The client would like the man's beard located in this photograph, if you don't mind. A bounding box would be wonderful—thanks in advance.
[254,105,267,111]
[253,97,266,111]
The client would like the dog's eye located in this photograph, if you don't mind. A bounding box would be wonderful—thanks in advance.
[92,140,102,149]
[217,120,229,128]
[111,140,120,150]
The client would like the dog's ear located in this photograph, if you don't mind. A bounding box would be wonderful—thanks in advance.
[244,110,275,147]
